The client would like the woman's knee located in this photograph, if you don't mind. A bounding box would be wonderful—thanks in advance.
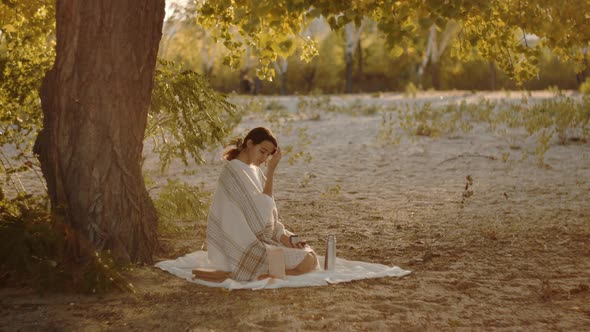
[296,252,318,273]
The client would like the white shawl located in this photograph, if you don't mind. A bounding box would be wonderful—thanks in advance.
[207,159,297,281]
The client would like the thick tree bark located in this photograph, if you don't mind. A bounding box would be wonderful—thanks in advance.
[34,0,165,264]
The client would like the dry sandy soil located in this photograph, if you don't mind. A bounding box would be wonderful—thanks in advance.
[1,91,589,331]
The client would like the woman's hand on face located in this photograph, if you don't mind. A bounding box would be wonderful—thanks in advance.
[267,146,282,171]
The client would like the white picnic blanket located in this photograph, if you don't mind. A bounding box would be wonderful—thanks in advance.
[155,251,411,290]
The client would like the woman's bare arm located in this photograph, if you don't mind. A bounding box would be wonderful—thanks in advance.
[263,146,281,197]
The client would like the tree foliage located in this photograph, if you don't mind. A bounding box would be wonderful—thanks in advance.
[0,0,54,192]
[0,0,54,150]
[148,59,240,172]
[196,0,590,82]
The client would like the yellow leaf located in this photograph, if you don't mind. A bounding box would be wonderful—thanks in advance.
[389,45,404,58]
[2,24,17,33]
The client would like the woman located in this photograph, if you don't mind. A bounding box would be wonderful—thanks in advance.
[199,127,319,282]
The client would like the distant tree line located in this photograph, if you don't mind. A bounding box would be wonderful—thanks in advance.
[161,10,587,95]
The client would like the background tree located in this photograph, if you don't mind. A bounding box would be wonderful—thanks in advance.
[273,56,289,95]
[344,21,363,93]
[418,22,460,90]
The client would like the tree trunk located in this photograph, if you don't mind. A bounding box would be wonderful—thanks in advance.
[489,61,497,91]
[429,61,441,90]
[345,51,353,93]
[356,38,363,83]
[274,58,288,95]
[302,64,316,93]
[34,0,165,264]
[344,22,362,94]
[203,63,214,77]
[576,56,589,85]
[280,72,287,95]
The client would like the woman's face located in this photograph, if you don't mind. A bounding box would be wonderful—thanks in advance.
[247,140,276,166]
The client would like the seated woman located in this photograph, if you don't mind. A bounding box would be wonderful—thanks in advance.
[196,127,319,282]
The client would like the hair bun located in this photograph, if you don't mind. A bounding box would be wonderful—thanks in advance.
[229,137,244,149]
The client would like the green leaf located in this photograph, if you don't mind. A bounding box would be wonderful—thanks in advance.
[389,45,404,58]
[2,24,17,33]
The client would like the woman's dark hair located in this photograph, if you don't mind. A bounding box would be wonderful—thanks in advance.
[223,127,278,160]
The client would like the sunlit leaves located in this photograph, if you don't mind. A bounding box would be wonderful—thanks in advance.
[389,44,404,58]
[148,59,241,172]
[0,0,55,152]
[0,0,55,194]
[195,0,590,83]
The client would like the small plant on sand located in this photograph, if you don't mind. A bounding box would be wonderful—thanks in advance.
[335,100,382,117]
[580,77,590,95]
[377,109,402,145]
[361,104,381,116]
[399,102,442,139]
[495,101,526,150]
[404,82,419,98]
[320,184,342,200]
[460,175,474,208]
[296,95,333,119]
[265,100,287,113]
[243,98,295,137]
[299,172,317,188]
[547,96,586,144]
[282,127,314,165]
[264,103,294,135]
[518,95,590,164]
[379,94,590,166]
[237,97,266,115]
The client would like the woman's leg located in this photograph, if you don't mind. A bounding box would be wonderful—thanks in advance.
[286,252,319,276]
[258,251,319,280]
[192,269,231,283]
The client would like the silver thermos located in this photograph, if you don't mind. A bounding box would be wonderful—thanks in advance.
[324,234,336,271]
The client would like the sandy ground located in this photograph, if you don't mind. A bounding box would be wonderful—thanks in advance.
[1,91,589,331]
